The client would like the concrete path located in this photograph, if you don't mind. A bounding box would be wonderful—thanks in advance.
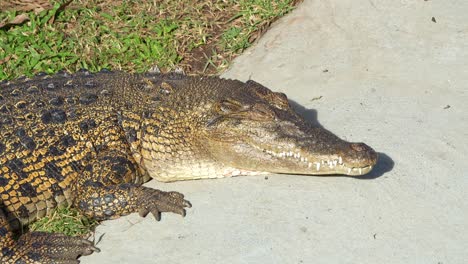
[84,1,468,263]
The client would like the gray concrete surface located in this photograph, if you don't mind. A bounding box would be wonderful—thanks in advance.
[84,1,468,263]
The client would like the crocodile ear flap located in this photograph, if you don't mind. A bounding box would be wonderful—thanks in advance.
[214,99,244,114]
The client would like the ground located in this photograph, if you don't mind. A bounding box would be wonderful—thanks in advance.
[0,0,302,78]
[83,0,467,263]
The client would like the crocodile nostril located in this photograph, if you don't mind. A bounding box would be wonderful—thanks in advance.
[350,143,367,152]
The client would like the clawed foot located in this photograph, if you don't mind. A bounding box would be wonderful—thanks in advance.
[5,231,99,263]
[137,188,192,221]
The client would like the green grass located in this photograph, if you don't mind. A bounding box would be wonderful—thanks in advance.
[221,0,297,53]
[29,206,98,236]
[1,0,301,80]
[1,0,302,236]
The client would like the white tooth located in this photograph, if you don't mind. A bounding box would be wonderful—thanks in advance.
[338,157,342,164]
[308,162,312,168]
[329,162,333,168]
[359,168,362,175]
[333,160,337,166]
[347,168,352,174]
[288,151,293,157]
[297,153,301,158]
[316,162,321,171]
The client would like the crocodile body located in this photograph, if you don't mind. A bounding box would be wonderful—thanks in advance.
[0,70,377,263]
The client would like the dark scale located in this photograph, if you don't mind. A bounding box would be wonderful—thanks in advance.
[1,247,14,258]
[35,72,47,76]
[49,183,64,197]
[79,93,98,105]
[15,128,27,137]
[19,183,37,197]
[49,97,64,106]
[48,146,65,156]
[44,162,65,182]
[0,227,9,237]
[69,161,83,173]
[16,205,30,219]
[19,137,36,151]
[45,83,57,90]
[10,89,21,96]
[33,100,45,107]
[79,119,97,133]
[100,89,111,96]
[0,105,10,113]
[26,252,41,261]
[14,101,27,109]
[85,81,97,88]
[60,135,76,148]
[0,177,9,187]
[5,159,28,180]
[41,109,67,124]
[26,86,40,94]
[125,127,137,143]
[99,68,111,73]
[65,96,76,104]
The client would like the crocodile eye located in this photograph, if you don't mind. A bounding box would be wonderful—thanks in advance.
[272,92,289,110]
[250,103,275,121]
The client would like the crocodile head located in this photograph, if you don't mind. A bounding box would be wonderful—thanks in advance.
[137,75,378,182]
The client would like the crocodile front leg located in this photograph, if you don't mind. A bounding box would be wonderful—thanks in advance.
[1,209,99,263]
[75,183,191,221]
[73,149,191,221]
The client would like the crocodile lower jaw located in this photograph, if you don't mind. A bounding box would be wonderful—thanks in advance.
[221,164,373,177]
[222,168,269,177]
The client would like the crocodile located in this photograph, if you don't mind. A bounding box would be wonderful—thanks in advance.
[0,70,378,263]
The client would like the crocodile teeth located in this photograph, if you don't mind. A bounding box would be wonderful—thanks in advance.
[316,162,320,171]
[338,157,343,164]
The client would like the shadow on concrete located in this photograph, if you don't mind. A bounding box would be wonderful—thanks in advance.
[288,100,394,180]
[354,152,394,180]
[289,99,322,127]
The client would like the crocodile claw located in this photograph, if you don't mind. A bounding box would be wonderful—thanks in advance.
[4,231,99,263]
[137,187,191,221]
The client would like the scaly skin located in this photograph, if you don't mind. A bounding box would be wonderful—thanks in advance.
[0,70,377,263]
